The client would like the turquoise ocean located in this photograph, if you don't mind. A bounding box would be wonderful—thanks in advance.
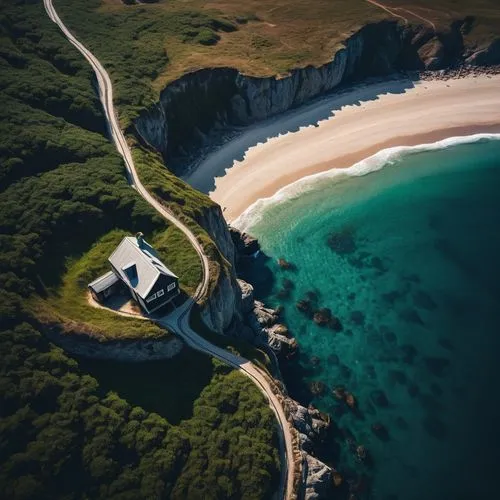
[237,136,500,499]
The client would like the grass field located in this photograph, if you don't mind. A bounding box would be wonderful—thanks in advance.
[56,0,500,129]
[34,227,202,341]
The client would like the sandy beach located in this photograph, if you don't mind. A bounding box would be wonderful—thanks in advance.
[186,74,500,222]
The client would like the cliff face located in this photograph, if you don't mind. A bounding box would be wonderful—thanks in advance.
[133,18,499,334]
[134,18,498,174]
[197,204,242,333]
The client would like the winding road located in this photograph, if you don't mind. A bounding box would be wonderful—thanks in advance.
[43,0,297,498]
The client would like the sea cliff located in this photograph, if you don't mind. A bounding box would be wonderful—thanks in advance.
[135,19,500,175]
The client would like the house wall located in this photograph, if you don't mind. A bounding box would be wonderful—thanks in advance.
[144,274,179,312]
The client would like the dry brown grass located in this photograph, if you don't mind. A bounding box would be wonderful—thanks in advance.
[99,0,387,87]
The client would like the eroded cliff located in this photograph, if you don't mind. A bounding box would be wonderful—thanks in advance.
[135,19,499,175]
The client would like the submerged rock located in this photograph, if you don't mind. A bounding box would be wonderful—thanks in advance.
[350,310,365,325]
[333,471,343,487]
[438,337,454,351]
[424,356,450,377]
[371,422,390,441]
[413,290,437,310]
[400,344,418,364]
[388,369,407,385]
[399,308,425,326]
[277,257,296,270]
[296,299,313,316]
[370,390,389,408]
[313,307,333,326]
[422,415,447,440]
[327,228,357,255]
[356,444,368,462]
[345,392,356,409]
[382,290,404,305]
[310,380,327,397]
[333,385,346,400]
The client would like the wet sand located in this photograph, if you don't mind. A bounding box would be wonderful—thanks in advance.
[188,75,500,222]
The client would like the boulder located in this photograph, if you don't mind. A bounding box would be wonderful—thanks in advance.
[228,227,260,256]
[253,300,278,327]
[304,455,334,500]
[238,279,254,313]
[277,257,296,270]
[286,399,330,443]
[266,331,297,354]
[310,381,326,397]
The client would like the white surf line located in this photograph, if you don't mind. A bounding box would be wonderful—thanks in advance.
[43,1,297,498]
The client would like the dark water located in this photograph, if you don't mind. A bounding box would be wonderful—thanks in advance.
[242,138,500,499]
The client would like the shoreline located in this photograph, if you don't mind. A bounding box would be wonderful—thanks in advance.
[196,74,500,223]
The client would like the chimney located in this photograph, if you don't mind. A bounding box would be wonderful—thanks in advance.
[135,232,144,248]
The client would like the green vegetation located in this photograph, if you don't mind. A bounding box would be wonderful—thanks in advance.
[56,0,239,127]
[0,1,279,497]
[132,146,229,300]
[56,0,500,129]
[0,324,279,499]
[190,306,276,378]
[33,230,165,341]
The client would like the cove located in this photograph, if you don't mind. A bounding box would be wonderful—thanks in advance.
[239,138,500,499]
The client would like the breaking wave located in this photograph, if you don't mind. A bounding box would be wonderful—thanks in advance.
[233,133,500,232]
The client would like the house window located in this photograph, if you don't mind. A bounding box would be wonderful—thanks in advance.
[146,293,157,303]
[167,282,176,292]
[157,289,165,298]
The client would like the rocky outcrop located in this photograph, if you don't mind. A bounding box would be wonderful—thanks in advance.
[229,226,260,258]
[238,278,254,313]
[201,268,242,333]
[194,204,243,333]
[134,19,499,174]
[303,455,335,500]
[286,399,331,448]
[283,398,337,499]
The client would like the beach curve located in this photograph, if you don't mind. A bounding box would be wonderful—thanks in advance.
[196,74,500,223]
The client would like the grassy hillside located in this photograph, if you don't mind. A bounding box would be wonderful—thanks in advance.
[57,0,500,127]
[0,0,279,497]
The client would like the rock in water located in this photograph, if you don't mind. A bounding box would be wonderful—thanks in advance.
[310,381,326,397]
[304,455,334,499]
[238,279,254,314]
[345,392,356,409]
[277,257,296,270]
[326,227,357,254]
[313,307,333,326]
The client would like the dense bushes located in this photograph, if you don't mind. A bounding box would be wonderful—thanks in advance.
[0,1,279,497]
[0,323,279,499]
[56,0,237,125]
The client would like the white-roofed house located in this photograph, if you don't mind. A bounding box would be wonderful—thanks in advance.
[88,233,179,314]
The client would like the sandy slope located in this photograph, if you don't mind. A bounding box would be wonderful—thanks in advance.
[201,75,500,222]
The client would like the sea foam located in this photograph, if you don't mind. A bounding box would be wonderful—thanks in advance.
[233,133,500,232]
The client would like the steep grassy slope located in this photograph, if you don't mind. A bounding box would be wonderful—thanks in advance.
[0,1,279,497]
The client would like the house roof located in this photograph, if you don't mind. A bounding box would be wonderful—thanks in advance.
[88,270,120,294]
[108,236,178,299]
